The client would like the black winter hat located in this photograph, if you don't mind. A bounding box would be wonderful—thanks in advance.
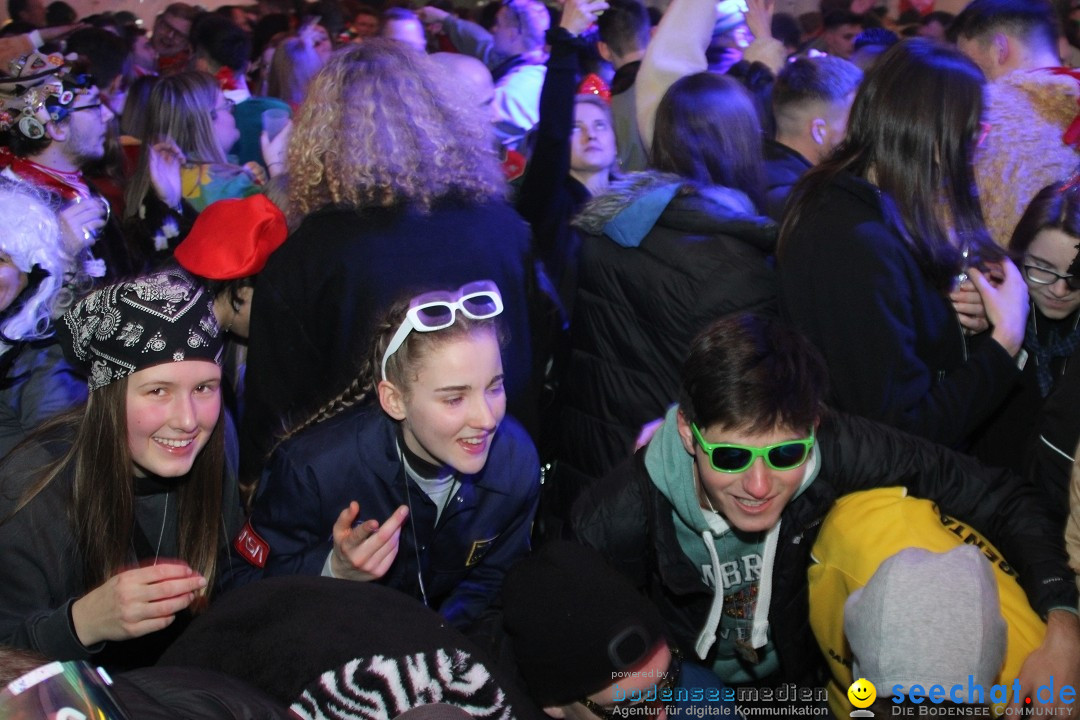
[501,541,669,707]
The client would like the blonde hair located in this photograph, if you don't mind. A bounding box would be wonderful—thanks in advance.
[287,40,506,218]
[267,36,324,108]
[124,71,227,219]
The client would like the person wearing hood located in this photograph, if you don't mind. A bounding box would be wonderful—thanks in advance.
[571,313,1079,704]
[548,72,777,527]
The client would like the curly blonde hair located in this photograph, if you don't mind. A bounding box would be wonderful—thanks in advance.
[287,40,506,217]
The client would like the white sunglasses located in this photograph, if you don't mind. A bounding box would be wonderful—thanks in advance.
[380,280,504,382]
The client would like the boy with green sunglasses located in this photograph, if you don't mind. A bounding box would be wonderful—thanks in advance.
[571,313,1079,709]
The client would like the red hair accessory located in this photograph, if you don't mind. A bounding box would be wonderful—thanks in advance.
[578,74,611,104]
[1047,68,1080,147]
[215,66,238,92]
[174,195,288,279]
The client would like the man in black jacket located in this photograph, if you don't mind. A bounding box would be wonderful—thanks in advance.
[764,55,861,221]
[571,313,1079,710]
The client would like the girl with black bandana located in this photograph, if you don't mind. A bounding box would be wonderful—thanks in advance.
[0,267,240,670]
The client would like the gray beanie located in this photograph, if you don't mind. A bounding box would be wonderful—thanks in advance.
[844,546,1007,695]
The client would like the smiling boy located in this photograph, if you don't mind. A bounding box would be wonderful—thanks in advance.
[571,313,1079,701]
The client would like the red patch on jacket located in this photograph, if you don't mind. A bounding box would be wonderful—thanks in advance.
[234,520,269,568]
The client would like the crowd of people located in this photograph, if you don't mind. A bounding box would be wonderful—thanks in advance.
[0,0,1078,718]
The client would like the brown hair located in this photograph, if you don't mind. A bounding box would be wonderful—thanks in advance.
[2,375,226,594]
[124,71,228,220]
[278,295,505,443]
[679,313,828,433]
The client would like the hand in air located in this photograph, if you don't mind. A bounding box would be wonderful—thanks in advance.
[968,259,1029,357]
[560,0,609,36]
[58,196,108,255]
[330,502,409,582]
[148,136,187,209]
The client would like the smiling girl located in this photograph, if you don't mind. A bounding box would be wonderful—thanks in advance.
[222,281,540,631]
[0,268,240,669]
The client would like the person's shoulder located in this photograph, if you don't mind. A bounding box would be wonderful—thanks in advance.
[274,403,387,468]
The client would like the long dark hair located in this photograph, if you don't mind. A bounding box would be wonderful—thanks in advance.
[651,72,766,211]
[2,376,226,594]
[1009,180,1080,260]
[779,39,1001,290]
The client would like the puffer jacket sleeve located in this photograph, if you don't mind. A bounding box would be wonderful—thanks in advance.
[568,455,652,589]
[819,411,1079,617]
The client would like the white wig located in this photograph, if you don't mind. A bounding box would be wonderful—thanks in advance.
[0,178,82,345]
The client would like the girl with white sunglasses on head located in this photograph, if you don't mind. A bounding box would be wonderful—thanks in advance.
[220,281,541,632]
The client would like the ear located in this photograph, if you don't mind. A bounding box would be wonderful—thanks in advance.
[810,117,827,146]
[236,285,254,307]
[993,32,1010,66]
[597,40,614,64]
[378,379,407,421]
[542,706,567,718]
[192,54,213,74]
[675,409,696,456]
[45,119,68,143]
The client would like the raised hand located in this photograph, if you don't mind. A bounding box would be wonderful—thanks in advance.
[148,137,187,209]
[560,0,609,36]
[969,259,1029,357]
[329,502,410,582]
[58,196,107,255]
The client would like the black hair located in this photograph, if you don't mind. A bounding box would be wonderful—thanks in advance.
[65,28,132,90]
[771,12,802,50]
[1009,180,1080,277]
[191,12,252,72]
[824,9,864,30]
[854,26,899,50]
[772,55,862,115]
[949,0,1059,50]
[679,313,828,433]
[45,0,76,26]
[596,0,651,59]
[652,72,766,210]
[780,39,1001,291]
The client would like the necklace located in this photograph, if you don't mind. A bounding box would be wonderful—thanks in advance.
[153,492,169,566]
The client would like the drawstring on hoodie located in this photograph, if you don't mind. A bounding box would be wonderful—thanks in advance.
[693,521,783,660]
[695,529,723,659]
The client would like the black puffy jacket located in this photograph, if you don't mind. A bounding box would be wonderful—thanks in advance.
[552,174,778,518]
[570,410,1078,686]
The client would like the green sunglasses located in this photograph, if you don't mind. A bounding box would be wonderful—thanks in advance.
[690,423,815,473]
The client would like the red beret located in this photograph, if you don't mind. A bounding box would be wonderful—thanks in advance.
[174,195,288,280]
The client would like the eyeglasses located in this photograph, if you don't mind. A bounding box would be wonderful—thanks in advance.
[691,424,815,473]
[69,102,105,114]
[579,646,683,720]
[210,98,235,120]
[1023,264,1080,291]
[380,280,504,381]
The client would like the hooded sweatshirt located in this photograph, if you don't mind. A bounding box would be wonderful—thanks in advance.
[644,405,819,682]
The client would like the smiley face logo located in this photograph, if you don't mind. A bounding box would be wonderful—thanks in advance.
[848,678,877,709]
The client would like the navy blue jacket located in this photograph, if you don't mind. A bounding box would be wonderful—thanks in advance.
[240,201,538,486]
[220,406,540,630]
